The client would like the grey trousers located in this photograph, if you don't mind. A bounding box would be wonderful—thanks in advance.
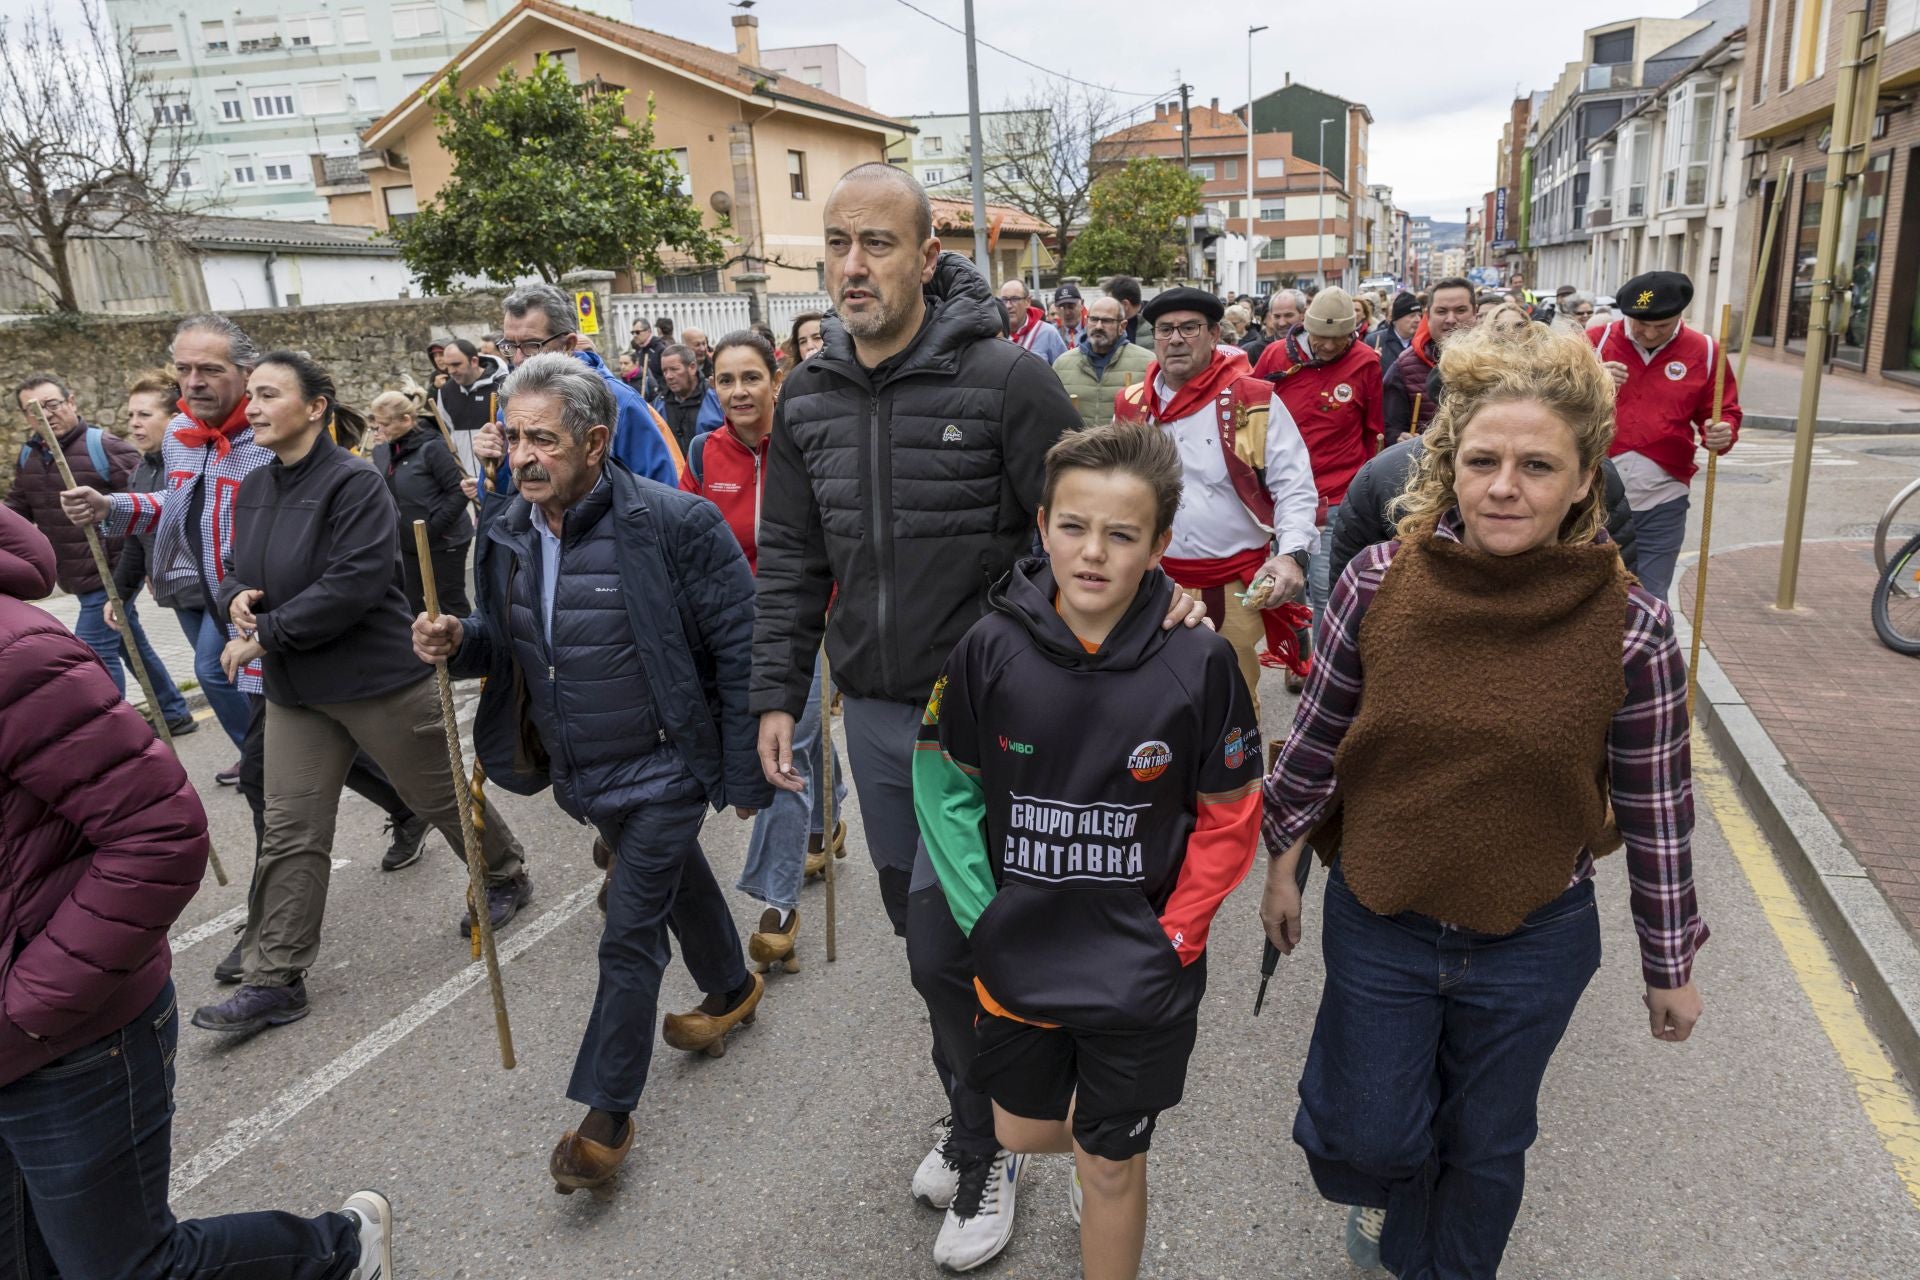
[245,676,527,986]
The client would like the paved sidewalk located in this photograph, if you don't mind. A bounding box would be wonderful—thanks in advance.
[1737,354,1920,432]
[1683,540,1920,934]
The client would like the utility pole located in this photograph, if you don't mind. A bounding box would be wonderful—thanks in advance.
[1178,80,1194,282]
[963,0,989,272]
[1245,27,1267,297]
[1316,118,1333,289]
[1778,9,1880,609]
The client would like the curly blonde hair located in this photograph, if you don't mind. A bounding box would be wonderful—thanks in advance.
[1391,322,1616,546]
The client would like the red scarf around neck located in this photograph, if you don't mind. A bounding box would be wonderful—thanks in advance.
[1143,345,1252,424]
[173,396,251,458]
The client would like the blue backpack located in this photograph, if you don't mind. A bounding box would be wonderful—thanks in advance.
[19,426,111,482]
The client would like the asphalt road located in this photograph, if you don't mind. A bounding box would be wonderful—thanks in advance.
[152,636,1920,1278]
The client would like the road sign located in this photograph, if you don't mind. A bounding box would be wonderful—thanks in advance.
[574,291,600,335]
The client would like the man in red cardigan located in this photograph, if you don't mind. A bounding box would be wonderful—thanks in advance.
[1588,270,1740,602]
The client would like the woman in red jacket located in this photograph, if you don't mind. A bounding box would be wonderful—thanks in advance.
[0,504,391,1279]
[681,331,844,973]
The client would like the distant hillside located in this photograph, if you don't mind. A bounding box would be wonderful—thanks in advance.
[1426,220,1467,249]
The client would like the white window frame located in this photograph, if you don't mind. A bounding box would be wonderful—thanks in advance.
[130,25,179,59]
[923,167,946,185]
[340,9,370,44]
[300,80,346,116]
[350,77,383,113]
[392,3,444,40]
[670,148,692,197]
[233,17,279,52]
[1189,162,1216,181]
[201,19,228,54]
[251,86,297,120]
[216,89,244,122]
[261,156,299,184]
[788,149,809,200]
[923,136,944,156]
[152,95,193,125]
[285,13,334,48]
[230,155,258,186]
[173,160,205,191]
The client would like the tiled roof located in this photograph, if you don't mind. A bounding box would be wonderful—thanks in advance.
[366,0,909,144]
[928,198,1050,236]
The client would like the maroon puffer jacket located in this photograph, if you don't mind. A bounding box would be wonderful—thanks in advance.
[2,419,139,596]
[0,505,208,1088]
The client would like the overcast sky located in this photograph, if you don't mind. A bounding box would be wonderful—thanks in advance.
[652,0,1707,218]
[11,0,1708,218]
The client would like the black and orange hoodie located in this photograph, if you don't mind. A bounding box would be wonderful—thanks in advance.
[913,557,1263,1033]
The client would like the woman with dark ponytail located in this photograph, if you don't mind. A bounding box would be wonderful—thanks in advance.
[190,350,534,1038]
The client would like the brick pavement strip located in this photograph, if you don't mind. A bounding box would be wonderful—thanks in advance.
[1685,540,1920,939]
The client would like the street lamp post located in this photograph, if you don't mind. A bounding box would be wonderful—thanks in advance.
[1245,25,1267,297]
[1316,117,1334,288]
[963,0,989,270]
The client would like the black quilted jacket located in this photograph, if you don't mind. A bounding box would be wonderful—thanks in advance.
[751,253,1078,715]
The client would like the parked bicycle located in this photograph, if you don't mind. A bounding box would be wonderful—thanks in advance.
[1872,476,1920,655]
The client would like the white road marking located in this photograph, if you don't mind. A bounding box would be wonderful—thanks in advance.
[170,905,248,955]
[1721,442,1855,468]
[169,881,598,1201]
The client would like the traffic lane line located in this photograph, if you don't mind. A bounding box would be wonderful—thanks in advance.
[1695,730,1920,1210]
[170,904,247,955]
[167,879,599,1202]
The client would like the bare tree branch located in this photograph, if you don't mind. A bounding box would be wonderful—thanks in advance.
[0,1,209,312]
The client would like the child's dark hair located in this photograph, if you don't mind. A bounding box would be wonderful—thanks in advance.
[256,349,368,450]
[1041,422,1183,538]
[711,330,777,375]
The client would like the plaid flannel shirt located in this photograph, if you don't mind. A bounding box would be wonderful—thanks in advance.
[1263,520,1708,988]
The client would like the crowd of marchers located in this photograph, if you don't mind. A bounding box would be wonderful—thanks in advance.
[0,157,1735,1280]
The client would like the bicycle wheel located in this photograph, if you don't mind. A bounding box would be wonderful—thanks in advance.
[1875,476,1920,574]
[1871,530,1920,656]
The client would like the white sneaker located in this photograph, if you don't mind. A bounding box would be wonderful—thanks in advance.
[933,1149,1023,1272]
[341,1189,393,1280]
[912,1114,960,1209]
[1069,1164,1082,1225]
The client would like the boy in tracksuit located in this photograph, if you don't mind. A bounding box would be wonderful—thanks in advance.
[913,422,1263,1280]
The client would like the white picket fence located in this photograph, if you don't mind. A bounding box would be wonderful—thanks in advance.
[606,292,832,345]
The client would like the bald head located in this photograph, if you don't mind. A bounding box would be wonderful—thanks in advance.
[831,162,934,243]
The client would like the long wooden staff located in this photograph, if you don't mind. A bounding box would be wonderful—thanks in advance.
[32,403,227,885]
[413,519,515,1068]
[1686,304,1733,715]
[1410,391,1423,438]
[818,646,838,963]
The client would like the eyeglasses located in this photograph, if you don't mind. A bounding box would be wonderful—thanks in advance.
[20,396,66,415]
[1152,320,1208,341]
[497,334,569,358]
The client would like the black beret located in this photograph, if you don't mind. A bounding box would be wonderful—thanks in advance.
[1618,270,1693,321]
[1140,287,1224,326]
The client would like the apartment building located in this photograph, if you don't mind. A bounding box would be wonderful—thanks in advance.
[756,43,869,105]
[884,110,1051,200]
[1740,0,1920,387]
[107,0,632,222]
[1245,78,1373,287]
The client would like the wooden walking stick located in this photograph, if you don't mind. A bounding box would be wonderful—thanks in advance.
[30,403,227,884]
[1686,304,1733,716]
[412,519,516,1068]
[1409,391,1423,438]
[818,645,838,963]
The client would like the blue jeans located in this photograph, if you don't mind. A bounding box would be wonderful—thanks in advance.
[737,658,846,911]
[1627,493,1690,603]
[74,589,188,724]
[0,980,359,1279]
[1294,864,1601,1280]
[570,800,749,1112]
[177,606,252,747]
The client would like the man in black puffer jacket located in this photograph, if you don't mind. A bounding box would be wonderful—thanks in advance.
[752,163,1204,1272]
[1328,434,1639,589]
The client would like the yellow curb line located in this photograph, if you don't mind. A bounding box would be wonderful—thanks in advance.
[1695,728,1920,1211]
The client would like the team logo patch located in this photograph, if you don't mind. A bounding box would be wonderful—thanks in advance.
[1127,739,1173,782]
[923,674,948,725]
[941,424,963,444]
[1664,360,1687,381]
[1332,382,1353,404]
[1224,727,1246,770]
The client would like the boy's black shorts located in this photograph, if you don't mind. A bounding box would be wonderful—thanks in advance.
[969,1011,1199,1161]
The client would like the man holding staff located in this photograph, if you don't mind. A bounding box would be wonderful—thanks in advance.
[1588,271,1740,602]
[413,352,768,1195]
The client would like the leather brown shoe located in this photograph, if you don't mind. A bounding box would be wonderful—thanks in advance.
[747,908,800,974]
[662,972,763,1057]
[550,1122,633,1194]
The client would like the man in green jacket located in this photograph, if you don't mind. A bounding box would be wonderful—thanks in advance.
[1052,296,1153,429]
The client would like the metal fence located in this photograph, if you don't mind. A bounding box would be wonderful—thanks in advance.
[606,292,833,345]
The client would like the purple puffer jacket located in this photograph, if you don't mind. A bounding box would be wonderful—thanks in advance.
[0,505,208,1088]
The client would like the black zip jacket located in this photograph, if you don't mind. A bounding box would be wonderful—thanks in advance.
[372,420,473,554]
[750,252,1078,716]
[218,432,424,708]
[914,560,1263,1031]
[1329,436,1639,589]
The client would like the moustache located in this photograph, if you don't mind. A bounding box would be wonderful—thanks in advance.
[519,463,552,483]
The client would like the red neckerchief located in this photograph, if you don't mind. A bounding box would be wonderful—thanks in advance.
[1142,345,1251,423]
[1409,316,1439,368]
[172,397,251,458]
[1009,305,1044,346]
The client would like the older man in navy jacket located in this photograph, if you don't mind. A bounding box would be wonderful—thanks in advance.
[413,353,769,1196]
